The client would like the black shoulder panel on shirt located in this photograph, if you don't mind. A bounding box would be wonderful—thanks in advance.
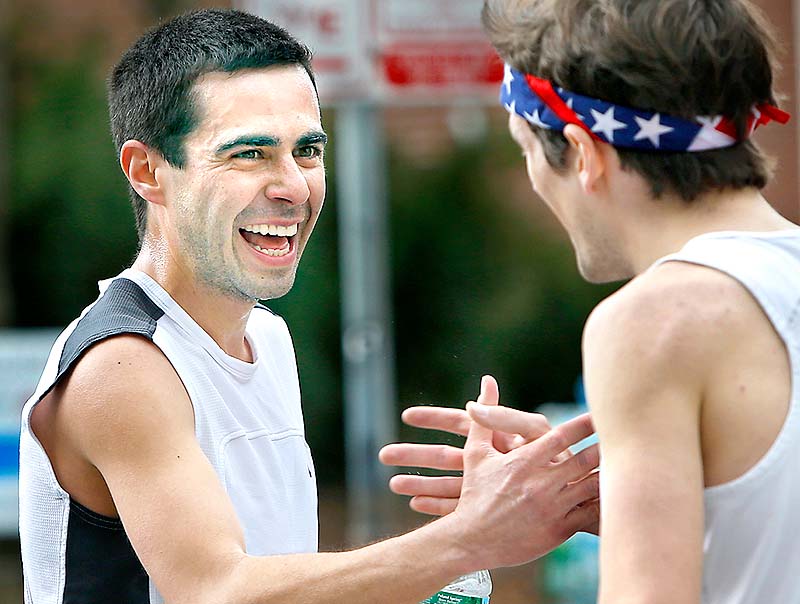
[52,278,161,602]
[57,278,164,380]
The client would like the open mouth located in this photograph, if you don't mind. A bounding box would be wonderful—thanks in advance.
[239,223,299,258]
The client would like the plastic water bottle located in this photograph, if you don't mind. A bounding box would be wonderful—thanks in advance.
[421,570,492,603]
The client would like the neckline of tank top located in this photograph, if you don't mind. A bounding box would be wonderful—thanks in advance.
[98,268,261,379]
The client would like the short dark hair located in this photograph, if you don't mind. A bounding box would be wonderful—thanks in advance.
[108,8,316,243]
[482,0,779,201]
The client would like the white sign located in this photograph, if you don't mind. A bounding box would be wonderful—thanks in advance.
[240,0,373,103]
[0,328,61,536]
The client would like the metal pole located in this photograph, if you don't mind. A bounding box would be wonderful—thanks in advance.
[335,101,397,544]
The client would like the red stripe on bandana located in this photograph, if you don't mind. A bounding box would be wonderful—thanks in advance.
[716,103,790,139]
[525,75,603,142]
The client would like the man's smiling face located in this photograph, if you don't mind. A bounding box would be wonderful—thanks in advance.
[159,64,326,302]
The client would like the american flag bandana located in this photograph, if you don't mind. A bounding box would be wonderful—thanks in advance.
[501,64,790,152]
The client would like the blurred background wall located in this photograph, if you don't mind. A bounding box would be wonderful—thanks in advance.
[0,0,798,601]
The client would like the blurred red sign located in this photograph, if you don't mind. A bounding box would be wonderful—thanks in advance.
[241,0,501,104]
[375,0,501,100]
[382,44,504,87]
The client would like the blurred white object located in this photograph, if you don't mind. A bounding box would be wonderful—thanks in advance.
[0,328,60,537]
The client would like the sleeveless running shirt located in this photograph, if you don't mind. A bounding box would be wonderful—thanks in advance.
[19,269,318,603]
[651,230,800,604]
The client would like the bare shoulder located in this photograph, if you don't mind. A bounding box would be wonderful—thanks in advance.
[581,261,764,425]
[584,261,756,366]
[49,334,194,462]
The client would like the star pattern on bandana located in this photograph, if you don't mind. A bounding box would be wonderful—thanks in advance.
[590,107,627,142]
[633,113,674,147]
[566,97,585,121]
[502,65,515,97]
[499,64,789,151]
[523,108,550,129]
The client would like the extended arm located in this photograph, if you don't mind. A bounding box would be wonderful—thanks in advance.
[45,338,600,604]
[380,385,598,521]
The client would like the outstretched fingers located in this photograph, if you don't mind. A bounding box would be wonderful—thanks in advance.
[378,443,464,471]
[534,413,594,462]
[389,475,462,499]
[466,404,551,442]
[409,496,459,516]
[560,470,600,510]
[559,443,600,483]
[463,376,501,457]
[401,406,471,437]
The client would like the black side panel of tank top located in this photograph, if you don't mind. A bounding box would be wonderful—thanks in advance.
[56,278,164,603]
[63,501,149,604]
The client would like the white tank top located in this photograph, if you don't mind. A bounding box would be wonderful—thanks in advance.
[19,269,318,603]
[653,230,800,604]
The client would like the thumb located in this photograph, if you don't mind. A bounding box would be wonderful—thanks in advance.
[465,375,500,454]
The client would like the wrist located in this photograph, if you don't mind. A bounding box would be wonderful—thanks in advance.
[414,513,485,577]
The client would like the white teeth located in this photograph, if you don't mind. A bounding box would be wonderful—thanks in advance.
[243,224,299,237]
[252,243,291,257]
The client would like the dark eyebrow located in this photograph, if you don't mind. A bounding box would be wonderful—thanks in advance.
[296,131,328,147]
[215,135,280,154]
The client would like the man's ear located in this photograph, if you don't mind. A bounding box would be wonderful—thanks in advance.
[119,140,169,206]
[562,124,607,194]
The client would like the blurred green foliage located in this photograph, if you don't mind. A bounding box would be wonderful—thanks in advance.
[388,129,618,447]
[10,46,137,326]
[7,42,617,484]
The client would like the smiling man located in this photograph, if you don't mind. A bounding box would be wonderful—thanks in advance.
[17,9,600,604]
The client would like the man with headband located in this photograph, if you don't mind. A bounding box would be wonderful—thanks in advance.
[383,1,800,603]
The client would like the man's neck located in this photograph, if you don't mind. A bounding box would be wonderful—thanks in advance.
[131,245,255,362]
[622,188,798,275]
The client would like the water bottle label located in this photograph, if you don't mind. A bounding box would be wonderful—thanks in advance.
[420,593,489,604]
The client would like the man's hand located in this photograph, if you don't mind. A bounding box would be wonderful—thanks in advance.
[379,404,551,515]
[440,376,600,568]
[467,401,600,536]
[379,379,591,517]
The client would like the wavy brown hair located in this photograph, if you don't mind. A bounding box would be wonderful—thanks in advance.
[483,0,780,200]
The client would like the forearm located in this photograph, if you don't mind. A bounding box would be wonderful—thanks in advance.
[219,515,476,604]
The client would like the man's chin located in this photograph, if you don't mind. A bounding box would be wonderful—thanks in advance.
[247,274,298,302]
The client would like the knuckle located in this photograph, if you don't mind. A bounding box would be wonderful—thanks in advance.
[584,475,600,499]
[548,428,569,454]
[576,449,594,472]
[530,412,550,431]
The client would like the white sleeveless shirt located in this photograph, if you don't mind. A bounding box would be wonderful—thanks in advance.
[653,230,800,604]
[19,269,318,603]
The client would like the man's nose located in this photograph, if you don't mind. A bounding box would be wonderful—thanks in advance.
[264,156,311,205]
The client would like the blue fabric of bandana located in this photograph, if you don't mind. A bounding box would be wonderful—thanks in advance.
[500,64,789,152]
